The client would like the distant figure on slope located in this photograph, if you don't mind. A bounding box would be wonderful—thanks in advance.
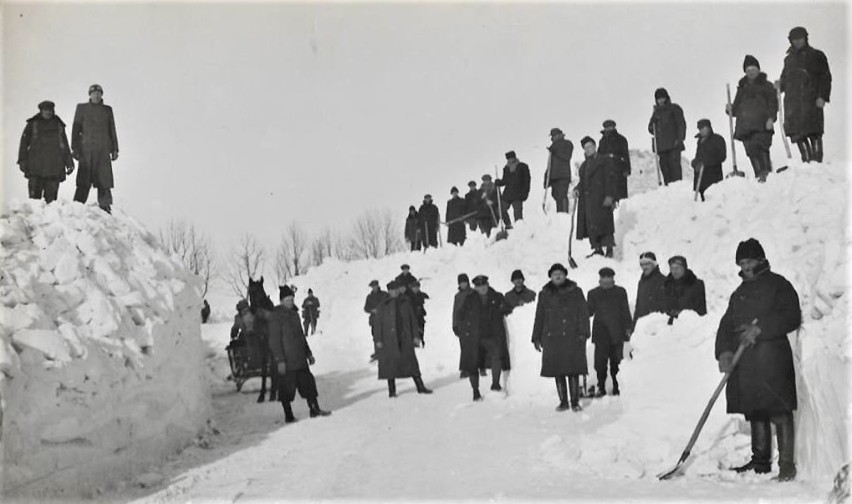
[446,186,468,246]
[404,206,422,251]
[691,119,727,201]
[574,136,618,258]
[532,263,590,412]
[716,238,801,481]
[394,263,417,293]
[301,289,320,335]
[268,285,330,422]
[409,280,429,347]
[648,87,686,185]
[17,100,75,203]
[504,269,536,309]
[372,280,433,398]
[72,84,119,213]
[778,26,832,163]
[464,180,480,232]
[418,194,441,249]
[201,299,211,323]
[633,252,667,329]
[587,267,632,397]
[663,255,707,323]
[598,120,631,202]
[458,275,513,400]
[544,127,574,213]
[476,174,497,237]
[726,55,778,182]
[496,150,531,223]
[364,280,389,362]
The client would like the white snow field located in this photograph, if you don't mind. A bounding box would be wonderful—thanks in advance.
[0,201,211,499]
[113,160,847,503]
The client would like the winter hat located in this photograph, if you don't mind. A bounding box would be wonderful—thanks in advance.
[401,264,410,271]
[37,100,55,111]
[697,119,712,130]
[468,180,477,187]
[580,136,596,147]
[88,84,103,95]
[550,127,563,137]
[598,267,616,278]
[743,54,760,72]
[409,205,416,212]
[788,26,808,41]
[668,255,688,269]
[511,269,525,282]
[639,251,658,266]
[505,151,517,160]
[279,285,295,300]
[548,263,568,277]
[654,87,670,101]
[602,119,616,128]
[735,238,766,263]
[458,273,470,284]
[387,280,400,290]
[450,186,459,194]
[236,299,249,311]
[424,194,432,200]
[369,279,379,287]
[308,288,313,294]
[482,174,492,181]
[472,275,489,286]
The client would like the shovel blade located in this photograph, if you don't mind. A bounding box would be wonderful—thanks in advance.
[657,464,683,481]
[568,256,578,269]
[496,230,509,241]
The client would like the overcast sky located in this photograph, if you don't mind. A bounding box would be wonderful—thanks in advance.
[2,1,847,266]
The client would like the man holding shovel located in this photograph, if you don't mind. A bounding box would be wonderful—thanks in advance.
[715,238,801,482]
[544,128,574,213]
[573,136,618,258]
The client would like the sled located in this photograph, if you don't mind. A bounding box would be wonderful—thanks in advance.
[226,339,270,392]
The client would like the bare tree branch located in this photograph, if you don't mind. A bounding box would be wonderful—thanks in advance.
[159,220,217,298]
[274,222,310,285]
[225,234,265,298]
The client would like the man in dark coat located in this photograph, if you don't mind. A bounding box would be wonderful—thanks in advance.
[587,267,632,397]
[504,269,536,309]
[394,264,417,292]
[446,186,468,246]
[364,280,389,362]
[531,263,590,412]
[409,280,430,346]
[496,151,531,223]
[459,275,512,400]
[715,238,801,481]
[545,128,574,213]
[691,119,727,201]
[418,194,441,249]
[633,252,667,328]
[268,285,330,423]
[476,174,498,237]
[453,273,474,379]
[72,84,119,213]
[464,180,480,231]
[727,55,778,181]
[778,26,832,163]
[372,280,433,397]
[201,299,211,323]
[598,120,631,201]
[301,289,320,335]
[574,136,618,258]
[664,256,707,323]
[17,101,75,203]
[404,206,421,251]
[648,87,686,185]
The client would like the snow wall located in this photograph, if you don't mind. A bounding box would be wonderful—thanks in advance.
[287,160,848,493]
[0,201,212,498]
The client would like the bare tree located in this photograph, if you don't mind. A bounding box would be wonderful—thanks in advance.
[225,234,266,297]
[310,227,335,267]
[159,220,217,298]
[274,222,310,285]
[348,208,405,260]
[380,208,405,256]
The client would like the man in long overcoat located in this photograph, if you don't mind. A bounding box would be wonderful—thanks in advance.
[545,128,574,213]
[598,120,631,201]
[587,267,632,397]
[531,263,590,412]
[363,280,388,361]
[648,87,686,185]
[633,252,667,329]
[418,194,441,249]
[17,100,75,203]
[691,119,727,201]
[574,136,618,258]
[496,150,531,223]
[778,26,832,163]
[372,281,433,397]
[446,186,468,246]
[464,181,480,231]
[727,55,778,181]
[404,206,421,251]
[72,84,119,213]
[715,238,801,481]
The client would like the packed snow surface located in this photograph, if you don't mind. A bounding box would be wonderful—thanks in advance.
[0,201,211,498]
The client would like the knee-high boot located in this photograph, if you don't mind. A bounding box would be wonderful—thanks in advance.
[470,373,482,401]
[774,413,797,481]
[748,155,763,178]
[413,375,433,394]
[555,376,569,411]
[281,401,296,423]
[388,379,397,398]
[796,141,811,163]
[732,420,771,473]
[568,375,583,412]
[491,367,502,391]
[811,137,824,163]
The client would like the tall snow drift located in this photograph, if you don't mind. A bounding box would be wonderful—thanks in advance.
[0,200,211,498]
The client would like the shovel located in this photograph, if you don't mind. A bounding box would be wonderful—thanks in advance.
[694,163,705,202]
[776,83,792,160]
[567,196,578,269]
[725,83,745,178]
[494,166,509,241]
[542,152,553,214]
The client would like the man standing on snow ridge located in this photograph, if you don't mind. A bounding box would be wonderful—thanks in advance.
[545,128,574,213]
[587,267,632,397]
[364,280,389,362]
[727,55,778,182]
[496,150,531,223]
[418,194,441,249]
[648,87,686,185]
[17,100,75,203]
[72,84,119,213]
[691,119,727,201]
[446,186,468,246]
[716,238,801,482]
[633,252,667,329]
[464,180,480,231]
[574,136,618,258]
[301,289,320,336]
[598,120,631,202]
[778,26,832,163]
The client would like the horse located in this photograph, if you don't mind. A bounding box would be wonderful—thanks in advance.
[247,276,278,403]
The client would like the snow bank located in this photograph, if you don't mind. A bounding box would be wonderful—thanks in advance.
[0,200,211,498]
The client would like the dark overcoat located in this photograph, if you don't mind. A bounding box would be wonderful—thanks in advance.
[418,202,440,237]
[598,130,631,200]
[576,154,617,240]
[446,196,468,245]
[587,286,632,344]
[633,267,667,326]
[504,286,536,309]
[302,295,320,322]
[405,213,420,244]
[547,138,574,183]
[72,101,118,189]
[364,290,389,326]
[372,296,422,380]
[531,281,589,377]
[691,131,727,194]
[663,270,708,316]
[779,43,832,139]
[715,264,801,414]
[497,162,531,202]
[458,288,512,372]
[732,73,778,140]
[648,99,686,153]
[18,114,74,180]
[268,305,313,372]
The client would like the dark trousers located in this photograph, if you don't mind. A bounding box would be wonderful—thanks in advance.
[278,368,319,403]
[658,150,682,185]
[74,184,113,211]
[422,227,438,248]
[409,238,421,251]
[594,338,624,385]
[303,318,317,336]
[589,234,615,250]
[551,179,571,212]
[478,218,493,237]
[467,218,478,231]
[28,177,61,203]
[505,200,523,222]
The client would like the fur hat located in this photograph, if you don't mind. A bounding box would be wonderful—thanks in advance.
[598,267,616,278]
[654,87,670,101]
[458,273,470,284]
[505,150,517,160]
[639,251,657,262]
[548,263,568,277]
[743,54,760,72]
[450,186,459,194]
[472,275,489,286]
[38,100,55,111]
[735,238,766,263]
[668,255,688,269]
[788,26,808,41]
[279,285,295,300]
[511,269,525,282]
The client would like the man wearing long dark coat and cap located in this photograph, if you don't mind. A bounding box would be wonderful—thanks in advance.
[598,120,631,201]
[574,136,618,258]
[17,100,75,203]
[72,84,119,213]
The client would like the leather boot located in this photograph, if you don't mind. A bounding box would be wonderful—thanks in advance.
[491,368,502,391]
[804,138,815,163]
[732,420,771,473]
[811,136,824,163]
[470,374,482,401]
[612,375,620,396]
[568,375,583,412]
[282,401,296,423]
[555,376,569,411]
[413,376,433,394]
[748,155,763,178]
[604,246,613,258]
[796,141,811,163]
[388,379,397,398]
[308,398,331,418]
[774,413,797,481]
